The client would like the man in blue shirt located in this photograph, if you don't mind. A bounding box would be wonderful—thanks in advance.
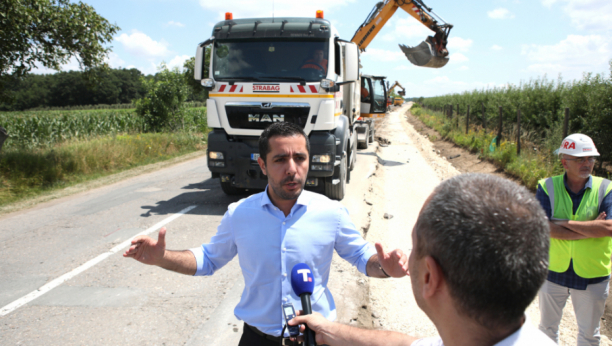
[124,122,408,346]
[535,134,612,346]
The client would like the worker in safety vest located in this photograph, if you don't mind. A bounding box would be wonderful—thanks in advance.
[536,133,612,346]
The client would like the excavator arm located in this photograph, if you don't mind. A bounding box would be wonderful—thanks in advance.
[351,0,453,68]
[388,81,406,96]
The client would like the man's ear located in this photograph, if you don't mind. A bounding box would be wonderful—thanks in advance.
[257,156,267,175]
[422,256,444,299]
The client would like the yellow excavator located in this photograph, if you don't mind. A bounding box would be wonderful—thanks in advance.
[351,0,453,68]
[388,81,406,106]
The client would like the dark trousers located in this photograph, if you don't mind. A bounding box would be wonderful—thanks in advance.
[238,323,297,346]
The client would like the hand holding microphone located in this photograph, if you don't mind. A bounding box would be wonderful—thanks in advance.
[291,263,316,346]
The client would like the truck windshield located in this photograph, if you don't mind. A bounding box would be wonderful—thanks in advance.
[212,39,329,82]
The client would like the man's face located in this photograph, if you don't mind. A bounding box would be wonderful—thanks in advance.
[313,50,324,63]
[562,154,595,180]
[258,135,309,201]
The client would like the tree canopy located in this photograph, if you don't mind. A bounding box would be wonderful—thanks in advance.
[0,0,120,101]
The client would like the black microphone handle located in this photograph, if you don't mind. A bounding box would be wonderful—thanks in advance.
[300,293,316,346]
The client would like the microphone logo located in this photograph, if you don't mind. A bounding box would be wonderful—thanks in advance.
[297,269,312,282]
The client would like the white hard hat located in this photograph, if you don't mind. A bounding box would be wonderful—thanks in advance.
[559,133,600,157]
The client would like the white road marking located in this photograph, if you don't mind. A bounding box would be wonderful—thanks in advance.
[0,205,197,317]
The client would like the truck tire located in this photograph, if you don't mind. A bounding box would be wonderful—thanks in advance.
[325,155,346,200]
[357,128,369,149]
[220,180,247,195]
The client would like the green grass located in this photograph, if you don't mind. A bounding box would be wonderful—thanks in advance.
[0,132,206,207]
[411,104,564,190]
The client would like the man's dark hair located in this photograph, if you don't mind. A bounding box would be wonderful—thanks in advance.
[415,173,549,329]
[258,122,310,164]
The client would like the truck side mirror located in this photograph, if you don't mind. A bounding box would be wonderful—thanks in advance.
[344,43,359,82]
[194,45,205,81]
[194,38,214,81]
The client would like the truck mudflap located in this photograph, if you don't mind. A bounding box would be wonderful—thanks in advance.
[207,129,338,192]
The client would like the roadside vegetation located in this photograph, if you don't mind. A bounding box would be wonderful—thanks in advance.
[0,65,209,208]
[411,103,563,189]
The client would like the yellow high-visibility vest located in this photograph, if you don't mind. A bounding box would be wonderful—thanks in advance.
[539,175,612,278]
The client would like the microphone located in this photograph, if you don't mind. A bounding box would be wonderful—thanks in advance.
[291,263,316,346]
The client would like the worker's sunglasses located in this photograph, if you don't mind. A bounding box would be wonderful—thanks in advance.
[564,157,596,164]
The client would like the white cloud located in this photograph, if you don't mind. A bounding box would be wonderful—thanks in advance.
[106,52,126,68]
[540,0,612,31]
[167,21,185,27]
[31,56,81,74]
[458,66,469,71]
[115,30,171,58]
[361,48,406,62]
[447,37,473,52]
[488,8,515,19]
[199,0,356,19]
[449,53,469,63]
[167,55,191,70]
[491,45,503,51]
[521,34,612,79]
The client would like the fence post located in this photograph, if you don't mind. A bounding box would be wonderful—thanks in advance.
[466,105,470,134]
[517,108,521,155]
[482,102,486,131]
[456,103,460,128]
[497,106,503,148]
[563,108,570,139]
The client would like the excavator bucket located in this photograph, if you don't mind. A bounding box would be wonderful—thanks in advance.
[399,38,449,68]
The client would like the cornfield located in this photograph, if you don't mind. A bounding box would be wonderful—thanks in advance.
[0,108,208,149]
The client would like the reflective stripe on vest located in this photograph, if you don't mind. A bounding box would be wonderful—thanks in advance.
[539,175,612,278]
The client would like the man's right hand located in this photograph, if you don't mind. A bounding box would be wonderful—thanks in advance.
[289,311,336,345]
[123,227,167,266]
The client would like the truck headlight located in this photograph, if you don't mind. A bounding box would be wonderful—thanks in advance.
[209,151,224,160]
[320,79,335,89]
[312,154,331,163]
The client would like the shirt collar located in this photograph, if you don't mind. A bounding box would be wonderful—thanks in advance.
[260,185,312,209]
[563,173,592,193]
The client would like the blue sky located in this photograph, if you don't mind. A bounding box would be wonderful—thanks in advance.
[36,0,612,98]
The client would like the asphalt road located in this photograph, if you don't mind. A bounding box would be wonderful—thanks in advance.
[0,134,380,345]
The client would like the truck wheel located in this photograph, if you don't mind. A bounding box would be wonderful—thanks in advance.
[220,180,247,195]
[357,128,369,149]
[325,155,346,200]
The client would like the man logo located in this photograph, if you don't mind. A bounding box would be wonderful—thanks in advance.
[248,114,285,122]
[261,103,272,108]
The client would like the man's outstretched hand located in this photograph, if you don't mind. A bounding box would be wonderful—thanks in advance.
[123,227,167,266]
[376,242,409,278]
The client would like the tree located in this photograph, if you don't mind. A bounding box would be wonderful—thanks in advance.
[0,0,120,101]
[135,64,190,132]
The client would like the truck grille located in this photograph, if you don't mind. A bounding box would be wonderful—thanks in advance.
[225,102,310,129]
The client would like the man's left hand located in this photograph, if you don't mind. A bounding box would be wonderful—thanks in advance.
[376,242,409,278]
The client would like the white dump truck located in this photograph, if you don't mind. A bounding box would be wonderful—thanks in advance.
[193,11,388,200]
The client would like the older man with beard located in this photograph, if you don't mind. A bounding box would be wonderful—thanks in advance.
[536,134,612,346]
[124,122,408,346]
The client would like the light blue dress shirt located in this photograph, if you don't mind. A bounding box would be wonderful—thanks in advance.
[189,188,376,337]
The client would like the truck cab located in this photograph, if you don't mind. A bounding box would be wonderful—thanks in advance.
[194,13,383,200]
